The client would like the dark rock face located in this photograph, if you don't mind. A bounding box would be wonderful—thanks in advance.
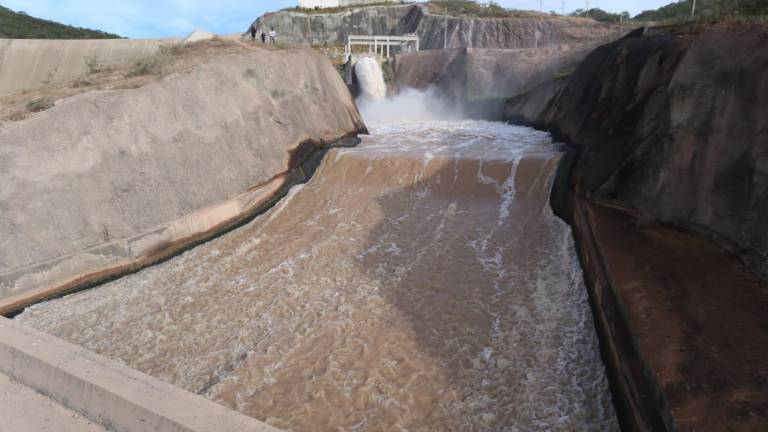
[392,40,616,111]
[252,5,623,50]
[507,22,768,432]
[506,23,768,279]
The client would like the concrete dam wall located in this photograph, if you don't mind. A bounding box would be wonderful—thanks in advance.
[2,13,766,432]
[0,45,365,313]
[0,38,177,95]
[252,4,624,49]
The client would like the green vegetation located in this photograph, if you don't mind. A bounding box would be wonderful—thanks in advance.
[282,0,767,23]
[569,8,630,23]
[282,2,410,15]
[566,0,767,24]
[26,97,54,112]
[125,43,188,77]
[427,0,511,17]
[280,1,536,18]
[635,0,768,22]
[126,57,163,77]
[0,5,121,39]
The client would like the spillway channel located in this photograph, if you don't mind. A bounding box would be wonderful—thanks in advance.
[17,119,619,431]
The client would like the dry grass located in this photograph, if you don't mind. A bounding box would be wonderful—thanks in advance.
[26,97,54,112]
[281,2,411,14]
[0,38,286,127]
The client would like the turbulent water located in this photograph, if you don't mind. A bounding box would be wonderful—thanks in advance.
[18,118,618,431]
[354,56,387,105]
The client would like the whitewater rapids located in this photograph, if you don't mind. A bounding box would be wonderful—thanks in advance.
[354,56,387,104]
[17,119,619,431]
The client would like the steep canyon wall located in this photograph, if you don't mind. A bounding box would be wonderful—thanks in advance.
[393,41,612,104]
[252,4,623,50]
[507,23,768,279]
[505,23,768,431]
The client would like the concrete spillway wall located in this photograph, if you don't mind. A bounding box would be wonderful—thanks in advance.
[0,38,178,95]
[0,46,366,313]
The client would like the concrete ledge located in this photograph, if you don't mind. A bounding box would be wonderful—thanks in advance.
[0,135,362,316]
[0,317,281,432]
[570,196,669,432]
[570,196,768,431]
[0,174,289,316]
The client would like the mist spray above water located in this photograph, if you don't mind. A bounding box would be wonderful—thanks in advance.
[354,57,387,103]
[354,56,461,124]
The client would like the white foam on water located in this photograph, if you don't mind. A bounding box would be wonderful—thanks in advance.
[17,115,618,432]
[354,56,386,106]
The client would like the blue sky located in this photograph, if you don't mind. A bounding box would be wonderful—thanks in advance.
[1,1,677,39]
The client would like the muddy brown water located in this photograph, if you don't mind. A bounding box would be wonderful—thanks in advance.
[17,120,618,431]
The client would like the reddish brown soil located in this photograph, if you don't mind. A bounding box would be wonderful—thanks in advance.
[584,201,768,431]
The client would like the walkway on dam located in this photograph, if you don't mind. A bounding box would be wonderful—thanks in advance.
[0,372,106,432]
[17,119,619,431]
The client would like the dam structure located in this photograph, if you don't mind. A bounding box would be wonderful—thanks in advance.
[2,6,767,430]
[14,60,619,431]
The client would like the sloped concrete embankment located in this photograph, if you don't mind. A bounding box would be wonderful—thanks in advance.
[0,47,366,314]
[505,23,768,431]
[0,38,177,95]
[253,4,623,49]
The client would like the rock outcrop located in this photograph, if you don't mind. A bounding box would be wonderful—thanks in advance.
[0,46,365,313]
[252,4,623,50]
[393,40,615,103]
[506,22,768,431]
[507,23,768,279]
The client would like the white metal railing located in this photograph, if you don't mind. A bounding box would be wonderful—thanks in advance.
[344,34,420,60]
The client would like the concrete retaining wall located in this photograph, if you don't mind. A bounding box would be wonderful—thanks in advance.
[0,46,366,313]
[0,38,179,95]
[0,317,281,431]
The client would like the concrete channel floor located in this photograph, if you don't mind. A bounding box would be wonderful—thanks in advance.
[0,372,106,432]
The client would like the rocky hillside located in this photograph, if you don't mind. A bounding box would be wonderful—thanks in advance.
[252,4,623,49]
[635,0,768,21]
[507,22,768,280]
[0,5,120,39]
[393,41,605,104]
[505,22,768,431]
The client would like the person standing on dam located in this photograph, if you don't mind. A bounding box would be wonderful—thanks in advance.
[249,25,256,41]
[261,31,266,44]
[269,28,277,44]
